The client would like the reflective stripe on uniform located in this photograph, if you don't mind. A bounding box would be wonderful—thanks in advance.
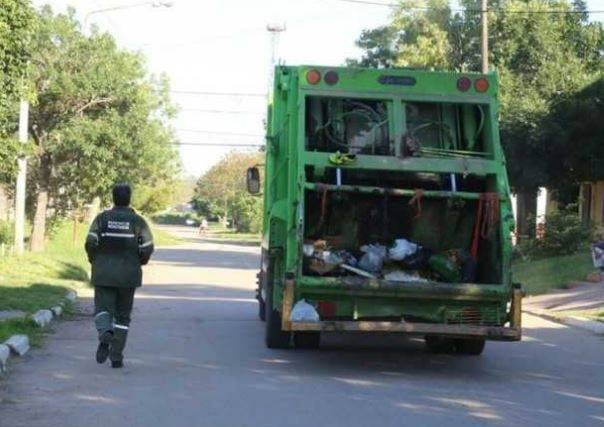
[139,240,153,248]
[95,311,110,318]
[114,324,129,330]
[101,232,135,238]
[88,232,99,240]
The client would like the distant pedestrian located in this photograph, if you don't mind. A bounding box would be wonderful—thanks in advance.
[198,218,208,236]
[85,184,154,368]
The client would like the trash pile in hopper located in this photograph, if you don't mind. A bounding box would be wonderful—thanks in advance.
[304,237,478,284]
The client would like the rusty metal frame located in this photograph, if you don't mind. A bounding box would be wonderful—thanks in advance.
[281,280,521,341]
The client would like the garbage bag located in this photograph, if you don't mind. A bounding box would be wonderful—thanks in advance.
[388,239,419,261]
[358,244,387,273]
[334,250,358,267]
[400,247,432,270]
[428,254,462,283]
[290,299,320,322]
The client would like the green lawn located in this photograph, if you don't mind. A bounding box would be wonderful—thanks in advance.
[512,251,595,295]
[0,316,57,345]
[0,221,88,341]
[152,225,184,246]
[205,223,260,243]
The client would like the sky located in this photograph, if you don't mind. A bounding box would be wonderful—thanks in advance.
[32,0,604,178]
[31,0,392,177]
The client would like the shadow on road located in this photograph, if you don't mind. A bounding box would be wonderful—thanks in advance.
[152,247,259,269]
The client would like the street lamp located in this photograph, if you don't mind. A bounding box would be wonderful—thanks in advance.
[84,1,174,30]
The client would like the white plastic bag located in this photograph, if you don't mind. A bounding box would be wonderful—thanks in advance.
[384,270,428,283]
[388,239,419,261]
[358,244,388,273]
[290,299,320,322]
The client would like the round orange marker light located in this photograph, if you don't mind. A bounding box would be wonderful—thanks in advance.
[474,77,489,93]
[306,69,321,85]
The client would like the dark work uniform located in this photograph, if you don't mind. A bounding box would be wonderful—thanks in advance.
[85,206,154,363]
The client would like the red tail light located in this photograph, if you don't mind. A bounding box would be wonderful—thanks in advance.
[306,69,321,85]
[474,77,489,93]
[457,77,471,92]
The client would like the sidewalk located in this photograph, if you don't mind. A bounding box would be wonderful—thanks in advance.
[523,275,604,335]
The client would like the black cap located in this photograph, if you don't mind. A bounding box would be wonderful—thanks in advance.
[112,183,132,207]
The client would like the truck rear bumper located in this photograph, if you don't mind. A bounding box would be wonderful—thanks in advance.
[288,320,521,341]
[282,279,523,341]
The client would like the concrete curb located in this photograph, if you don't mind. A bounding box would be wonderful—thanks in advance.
[31,309,53,327]
[0,344,10,373]
[5,335,30,356]
[524,308,604,336]
[0,290,77,375]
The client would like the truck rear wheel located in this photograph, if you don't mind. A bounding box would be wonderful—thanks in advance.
[265,281,290,349]
[293,332,321,349]
[258,297,266,321]
[455,338,486,355]
[424,336,456,353]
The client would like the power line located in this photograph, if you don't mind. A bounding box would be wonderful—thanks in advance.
[179,108,263,115]
[176,129,264,137]
[174,142,264,147]
[332,0,604,13]
[171,90,266,97]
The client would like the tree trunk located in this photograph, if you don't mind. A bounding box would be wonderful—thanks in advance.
[0,185,9,221]
[30,155,52,252]
[516,189,537,240]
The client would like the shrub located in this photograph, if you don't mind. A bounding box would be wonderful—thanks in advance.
[0,220,13,245]
[518,204,592,259]
[152,212,201,226]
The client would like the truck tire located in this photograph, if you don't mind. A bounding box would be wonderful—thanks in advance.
[455,338,486,355]
[293,332,321,349]
[424,336,455,353]
[258,297,266,322]
[265,281,290,349]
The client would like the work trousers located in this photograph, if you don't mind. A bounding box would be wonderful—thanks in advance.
[94,286,136,362]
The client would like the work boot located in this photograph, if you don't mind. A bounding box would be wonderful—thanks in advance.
[96,331,113,364]
[110,327,128,366]
[111,360,123,369]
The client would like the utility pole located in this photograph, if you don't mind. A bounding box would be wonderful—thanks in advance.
[480,0,489,73]
[14,100,28,255]
[266,23,286,97]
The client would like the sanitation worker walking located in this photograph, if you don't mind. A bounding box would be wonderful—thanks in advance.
[85,184,154,368]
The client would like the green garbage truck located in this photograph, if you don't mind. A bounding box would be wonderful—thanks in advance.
[246,65,522,355]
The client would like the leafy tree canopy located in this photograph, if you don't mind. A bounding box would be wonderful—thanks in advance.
[348,0,602,194]
[26,6,180,248]
[194,151,263,232]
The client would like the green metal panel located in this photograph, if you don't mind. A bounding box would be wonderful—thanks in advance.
[262,65,514,323]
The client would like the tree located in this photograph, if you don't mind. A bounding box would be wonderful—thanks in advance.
[348,0,603,236]
[26,6,179,250]
[0,0,37,218]
[0,0,36,135]
[194,152,263,232]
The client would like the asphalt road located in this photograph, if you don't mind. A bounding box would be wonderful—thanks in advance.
[1,226,603,427]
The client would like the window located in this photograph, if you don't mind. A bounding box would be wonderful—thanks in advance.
[404,102,486,154]
[305,97,391,155]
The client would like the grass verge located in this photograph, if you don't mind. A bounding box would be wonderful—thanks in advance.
[152,225,185,246]
[0,221,88,340]
[512,250,596,295]
[0,318,48,346]
[204,223,260,244]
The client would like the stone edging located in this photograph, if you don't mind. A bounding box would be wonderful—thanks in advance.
[523,307,604,336]
[0,290,77,374]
